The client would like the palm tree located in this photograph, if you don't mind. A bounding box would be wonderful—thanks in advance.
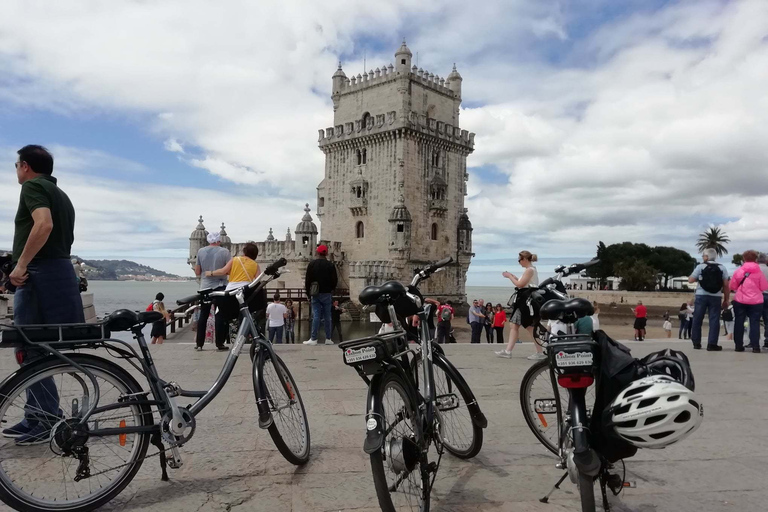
[696,227,730,257]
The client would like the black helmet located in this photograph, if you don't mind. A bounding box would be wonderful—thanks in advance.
[106,309,139,332]
[641,349,695,391]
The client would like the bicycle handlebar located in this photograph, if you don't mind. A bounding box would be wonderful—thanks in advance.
[411,256,453,287]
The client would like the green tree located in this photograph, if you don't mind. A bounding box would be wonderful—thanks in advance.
[647,246,697,288]
[696,227,730,257]
[731,253,743,266]
[614,260,658,291]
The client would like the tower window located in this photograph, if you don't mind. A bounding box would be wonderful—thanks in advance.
[431,223,438,241]
[397,223,404,233]
[356,149,362,165]
[356,221,365,239]
[319,197,325,207]
[432,152,440,166]
[302,236,309,246]
[401,59,406,65]
[362,148,367,164]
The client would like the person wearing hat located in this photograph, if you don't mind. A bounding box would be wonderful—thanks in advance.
[303,244,338,346]
[194,230,232,351]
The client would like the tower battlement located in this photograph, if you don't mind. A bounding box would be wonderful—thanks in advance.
[334,63,459,99]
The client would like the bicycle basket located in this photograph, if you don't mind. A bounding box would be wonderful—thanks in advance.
[340,332,408,376]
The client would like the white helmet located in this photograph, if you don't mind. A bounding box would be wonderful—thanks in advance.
[607,375,702,449]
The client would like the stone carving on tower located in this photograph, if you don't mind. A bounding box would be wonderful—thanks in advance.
[317,41,475,303]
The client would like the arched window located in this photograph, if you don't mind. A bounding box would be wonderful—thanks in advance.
[302,236,309,246]
[356,221,365,238]
[356,149,362,165]
[432,151,440,167]
[430,223,438,241]
[362,148,367,164]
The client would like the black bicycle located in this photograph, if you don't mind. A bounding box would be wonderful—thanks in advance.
[0,258,309,512]
[340,257,486,512]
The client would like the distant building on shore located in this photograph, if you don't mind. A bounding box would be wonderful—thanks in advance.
[189,42,476,306]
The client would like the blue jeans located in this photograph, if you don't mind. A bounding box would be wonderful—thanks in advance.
[268,325,284,344]
[470,321,483,343]
[14,259,84,425]
[310,293,333,341]
[762,297,768,345]
[733,301,763,349]
[691,295,721,347]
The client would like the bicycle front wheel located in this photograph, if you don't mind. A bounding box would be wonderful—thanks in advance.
[0,354,151,512]
[370,371,429,512]
[254,352,310,465]
[413,352,483,459]
[578,471,596,512]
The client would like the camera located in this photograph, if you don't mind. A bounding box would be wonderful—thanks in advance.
[0,253,16,293]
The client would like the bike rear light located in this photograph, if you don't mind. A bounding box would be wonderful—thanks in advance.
[557,374,594,388]
[119,420,126,446]
[15,350,24,365]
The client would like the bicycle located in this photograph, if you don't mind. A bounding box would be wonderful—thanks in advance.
[0,258,310,512]
[339,257,487,512]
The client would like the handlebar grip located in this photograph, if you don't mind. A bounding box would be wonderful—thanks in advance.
[264,258,288,276]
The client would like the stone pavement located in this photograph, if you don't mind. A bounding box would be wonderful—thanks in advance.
[0,331,766,511]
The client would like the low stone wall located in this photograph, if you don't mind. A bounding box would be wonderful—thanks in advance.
[1,292,96,322]
[571,290,695,308]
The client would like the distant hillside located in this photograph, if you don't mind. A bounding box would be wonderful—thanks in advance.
[78,258,183,281]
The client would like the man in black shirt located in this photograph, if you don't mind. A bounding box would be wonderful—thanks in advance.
[7,145,84,445]
[303,245,338,346]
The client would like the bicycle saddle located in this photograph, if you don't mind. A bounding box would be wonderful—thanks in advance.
[359,281,407,305]
[106,309,164,332]
[540,298,594,322]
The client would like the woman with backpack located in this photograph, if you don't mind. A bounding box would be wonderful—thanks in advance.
[730,250,768,352]
[436,300,454,344]
[150,292,168,345]
[495,251,544,360]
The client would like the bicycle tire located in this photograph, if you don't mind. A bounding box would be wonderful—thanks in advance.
[519,359,561,455]
[412,352,483,459]
[0,354,151,512]
[370,370,429,512]
[578,471,596,512]
[254,352,311,465]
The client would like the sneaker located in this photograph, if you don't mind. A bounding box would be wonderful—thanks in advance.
[706,345,723,352]
[15,423,53,446]
[324,340,335,346]
[216,346,227,351]
[303,339,318,346]
[735,346,745,352]
[527,353,547,361]
[495,350,512,358]
[753,347,762,353]
[2,420,36,439]
[692,344,702,350]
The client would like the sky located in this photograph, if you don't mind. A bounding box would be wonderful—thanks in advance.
[1,0,766,286]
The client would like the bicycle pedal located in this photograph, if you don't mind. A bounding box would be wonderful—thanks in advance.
[168,447,183,469]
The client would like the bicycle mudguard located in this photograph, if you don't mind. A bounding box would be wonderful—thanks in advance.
[362,374,386,454]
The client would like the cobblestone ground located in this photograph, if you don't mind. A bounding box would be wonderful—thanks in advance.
[0,330,765,511]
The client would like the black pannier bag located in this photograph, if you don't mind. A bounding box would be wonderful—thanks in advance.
[213,285,268,322]
[589,330,640,463]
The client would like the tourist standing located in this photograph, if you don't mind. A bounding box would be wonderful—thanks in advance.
[483,302,494,343]
[6,145,84,444]
[210,242,259,291]
[662,314,672,338]
[677,303,688,339]
[630,301,647,341]
[303,245,337,346]
[436,300,454,344]
[150,292,168,344]
[685,300,694,339]
[492,304,506,343]
[688,248,730,351]
[468,300,484,343]
[195,231,232,351]
[730,250,768,352]
[284,299,296,343]
[722,304,734,340]
[495,251,544,360]
[331,300,344,342]
[266,294,288,344]
[591,301,601,331]
[759,253,768,348]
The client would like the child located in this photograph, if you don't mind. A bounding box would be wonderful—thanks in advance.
[663,318,672,338]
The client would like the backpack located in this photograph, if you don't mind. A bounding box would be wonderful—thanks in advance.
[698,262,723,293]
[440,307,452,322]
[722,308,733,322]
[146,303,154,312]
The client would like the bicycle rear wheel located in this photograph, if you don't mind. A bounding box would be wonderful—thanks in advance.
[370,371,429,512]
[413,352,483,459]
[254,352,310,465]
[0,354,151,512]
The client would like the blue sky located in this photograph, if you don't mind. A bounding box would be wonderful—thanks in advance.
[1,0,766,285]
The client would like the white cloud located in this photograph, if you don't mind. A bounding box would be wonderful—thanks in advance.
[1,0,767,278]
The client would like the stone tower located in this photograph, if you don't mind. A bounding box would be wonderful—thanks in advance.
[317,41,475,303]
[187,216,209,267]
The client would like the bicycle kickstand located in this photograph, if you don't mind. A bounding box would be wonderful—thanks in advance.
[150,433,169,482]
[540,471,569,503]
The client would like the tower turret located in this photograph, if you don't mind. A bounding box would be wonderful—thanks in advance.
[457,208,473,253]
[219,222,231,251]
[395,39,412,73]
[332,62,347,94]
[188,215,209,267]
[294,203,318,258]
[388,195,412,253]
[447,64,462,97]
